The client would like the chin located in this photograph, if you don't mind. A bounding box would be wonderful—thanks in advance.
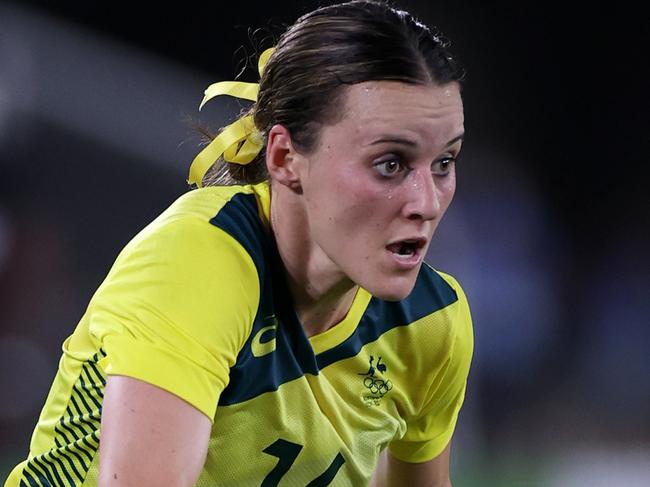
[366,275,418,302]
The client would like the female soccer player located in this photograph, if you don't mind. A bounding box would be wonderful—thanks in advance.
[5,1,473,486]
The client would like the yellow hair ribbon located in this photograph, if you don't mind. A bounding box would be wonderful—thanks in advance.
[188,47,274,187]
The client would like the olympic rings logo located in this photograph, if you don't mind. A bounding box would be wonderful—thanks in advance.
[363,376,393,397]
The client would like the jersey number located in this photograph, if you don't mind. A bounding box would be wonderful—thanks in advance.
[261,438,345,486]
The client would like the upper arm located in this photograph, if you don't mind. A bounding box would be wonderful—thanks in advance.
[372,441,452,487]
[89,216,258,485]
[98,375,212,487]
[89,216,259,419]
[85,209,258,484]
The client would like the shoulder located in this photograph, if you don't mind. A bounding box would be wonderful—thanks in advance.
[423,265,474,365]
[87,185,268,365]
[422,263,472,331]
[141,183,263,239]
[113,184,268,271]
[164,183,269,227]
[423,265,470,310]
[413,263,463,305]
[392,263,473,359]
[93,184,271,316]
[393,263,470,326]
[426,265,471,324]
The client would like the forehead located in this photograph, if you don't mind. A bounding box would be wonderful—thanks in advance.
[333,81,464,148]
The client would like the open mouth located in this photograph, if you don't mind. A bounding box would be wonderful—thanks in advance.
[386,238,426,258]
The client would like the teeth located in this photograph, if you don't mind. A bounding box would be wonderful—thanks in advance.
[387,240,422,259]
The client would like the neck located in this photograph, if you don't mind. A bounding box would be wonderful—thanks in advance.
[270,183,358,337]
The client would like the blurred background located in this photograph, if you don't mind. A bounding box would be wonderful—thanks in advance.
[1,1,648,485]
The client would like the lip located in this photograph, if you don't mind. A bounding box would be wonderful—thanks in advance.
[386,236,428,248]
[385,237,427,270]
[385,247,423,269]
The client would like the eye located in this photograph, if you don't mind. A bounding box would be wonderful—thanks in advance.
[374,158,406,177]
[432,157,456,176]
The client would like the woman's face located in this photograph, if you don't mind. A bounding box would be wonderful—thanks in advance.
[297,80,464,301]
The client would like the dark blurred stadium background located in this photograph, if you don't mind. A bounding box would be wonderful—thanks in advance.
[1,1,648,485]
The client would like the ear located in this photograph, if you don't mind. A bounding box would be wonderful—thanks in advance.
[265,124,304,193]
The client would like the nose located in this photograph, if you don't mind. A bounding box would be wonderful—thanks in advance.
[401,168,441,221]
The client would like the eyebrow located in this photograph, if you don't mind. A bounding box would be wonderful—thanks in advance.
[369,133,465,148]
[445,133,465,147]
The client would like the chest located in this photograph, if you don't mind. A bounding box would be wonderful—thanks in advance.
[199,328,419,487]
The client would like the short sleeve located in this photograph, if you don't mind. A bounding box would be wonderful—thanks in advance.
[388,272,474,462]
[87,215,259,422]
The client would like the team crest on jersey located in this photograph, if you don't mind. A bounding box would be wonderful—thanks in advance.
[358,355,393,407]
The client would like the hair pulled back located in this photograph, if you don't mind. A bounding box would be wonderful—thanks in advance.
[200,0,465,186]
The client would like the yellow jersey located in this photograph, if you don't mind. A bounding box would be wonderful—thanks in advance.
[5,181,473,486]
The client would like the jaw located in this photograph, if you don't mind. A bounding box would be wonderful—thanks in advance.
[355,262,422,302]
[369,278,420,301]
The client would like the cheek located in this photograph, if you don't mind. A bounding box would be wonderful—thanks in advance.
[314,166,381,218]
[440,173,457,208]
[338,180,391,228]
[305,159,394,245]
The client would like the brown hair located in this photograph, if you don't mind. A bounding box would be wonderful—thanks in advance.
[190,0,465,187]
